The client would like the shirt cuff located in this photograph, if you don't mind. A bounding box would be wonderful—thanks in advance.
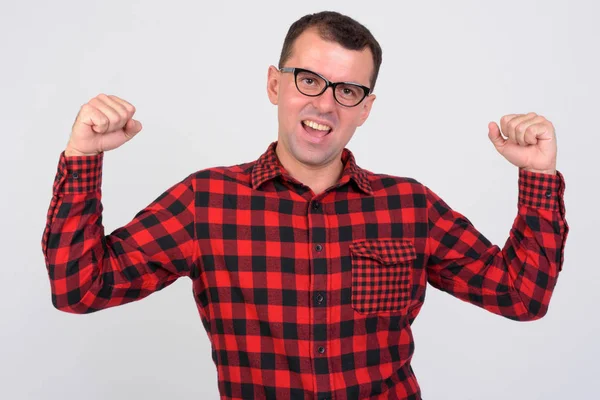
[518,169,565,212]
[53,151,104,195]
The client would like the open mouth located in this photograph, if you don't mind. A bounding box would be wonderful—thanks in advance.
[301,119,332,139]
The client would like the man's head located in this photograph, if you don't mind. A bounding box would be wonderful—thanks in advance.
[278,12,383,91]
[267,11,383,171]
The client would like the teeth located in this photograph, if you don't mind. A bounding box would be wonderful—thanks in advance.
[303,120,331,132]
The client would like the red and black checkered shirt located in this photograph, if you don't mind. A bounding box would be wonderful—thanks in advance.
[42,141,569,399]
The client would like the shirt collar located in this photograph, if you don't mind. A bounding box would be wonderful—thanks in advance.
[251,141,373,195]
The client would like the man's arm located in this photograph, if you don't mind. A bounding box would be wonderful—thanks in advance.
[41,150,198,313]
[425,169,569,321]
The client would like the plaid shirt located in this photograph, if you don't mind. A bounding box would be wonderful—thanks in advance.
[42,141,569,399]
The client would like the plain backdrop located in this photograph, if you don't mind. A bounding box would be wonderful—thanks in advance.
[1,0,598,399]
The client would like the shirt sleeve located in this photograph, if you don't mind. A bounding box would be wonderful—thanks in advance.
[425,169,569,321]
[41,151,198,314]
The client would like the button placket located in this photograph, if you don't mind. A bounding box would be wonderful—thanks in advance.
[308,197,331,394]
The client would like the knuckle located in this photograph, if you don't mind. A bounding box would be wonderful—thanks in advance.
[112,104,126,117]
[97,113,109,125]
[80,103,97,120]
[120,103,130,116]
[88,98,102,108]
[108,111,120,122]
[109,94,125,106]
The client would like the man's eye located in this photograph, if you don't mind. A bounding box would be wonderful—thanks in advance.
[302,78,315,85]
[340,86,359,98]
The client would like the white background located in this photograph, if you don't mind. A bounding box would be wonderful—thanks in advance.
[1,0,598,399]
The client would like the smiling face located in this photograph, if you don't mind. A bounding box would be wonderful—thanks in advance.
[267,28,376,170]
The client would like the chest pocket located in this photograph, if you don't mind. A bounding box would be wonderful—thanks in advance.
[349,239,417,314]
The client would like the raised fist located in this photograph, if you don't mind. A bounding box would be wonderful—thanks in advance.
[65,94,142,156]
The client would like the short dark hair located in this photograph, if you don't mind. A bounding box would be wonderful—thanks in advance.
[278,11,383,90]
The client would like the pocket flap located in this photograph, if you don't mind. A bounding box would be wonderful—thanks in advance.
[349,239,416,265]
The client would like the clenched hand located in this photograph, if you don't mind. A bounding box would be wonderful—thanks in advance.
[65,94,142,157]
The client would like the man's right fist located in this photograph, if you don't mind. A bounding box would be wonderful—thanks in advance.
[65,94,142,157]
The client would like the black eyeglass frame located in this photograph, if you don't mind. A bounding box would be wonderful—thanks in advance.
[279,67,371,107]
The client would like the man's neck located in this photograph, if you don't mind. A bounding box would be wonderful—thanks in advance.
[275,145,344,196]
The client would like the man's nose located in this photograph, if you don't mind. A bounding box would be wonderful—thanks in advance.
[312,86,337,113]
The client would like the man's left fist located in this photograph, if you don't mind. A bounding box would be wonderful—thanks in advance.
[488,112,557,175]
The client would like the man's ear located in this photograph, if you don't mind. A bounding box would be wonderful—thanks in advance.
[356,94,376,127]
[267,65,281,105]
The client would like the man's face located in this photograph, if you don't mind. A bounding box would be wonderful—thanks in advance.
[267,28,376,169]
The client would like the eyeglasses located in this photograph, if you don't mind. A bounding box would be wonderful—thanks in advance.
[279,67,371,107]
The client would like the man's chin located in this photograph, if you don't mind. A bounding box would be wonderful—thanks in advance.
[277,131,340,168]
[291,141,339,167]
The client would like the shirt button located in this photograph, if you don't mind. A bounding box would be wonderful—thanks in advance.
[317,346,325,354]
[316,293,324,304]
[72,172,79,179]
[545,190,552,199]
[312,202,321,211]
[315,244,323,252]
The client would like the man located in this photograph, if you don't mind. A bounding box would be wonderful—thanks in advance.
[42,11,568,400]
